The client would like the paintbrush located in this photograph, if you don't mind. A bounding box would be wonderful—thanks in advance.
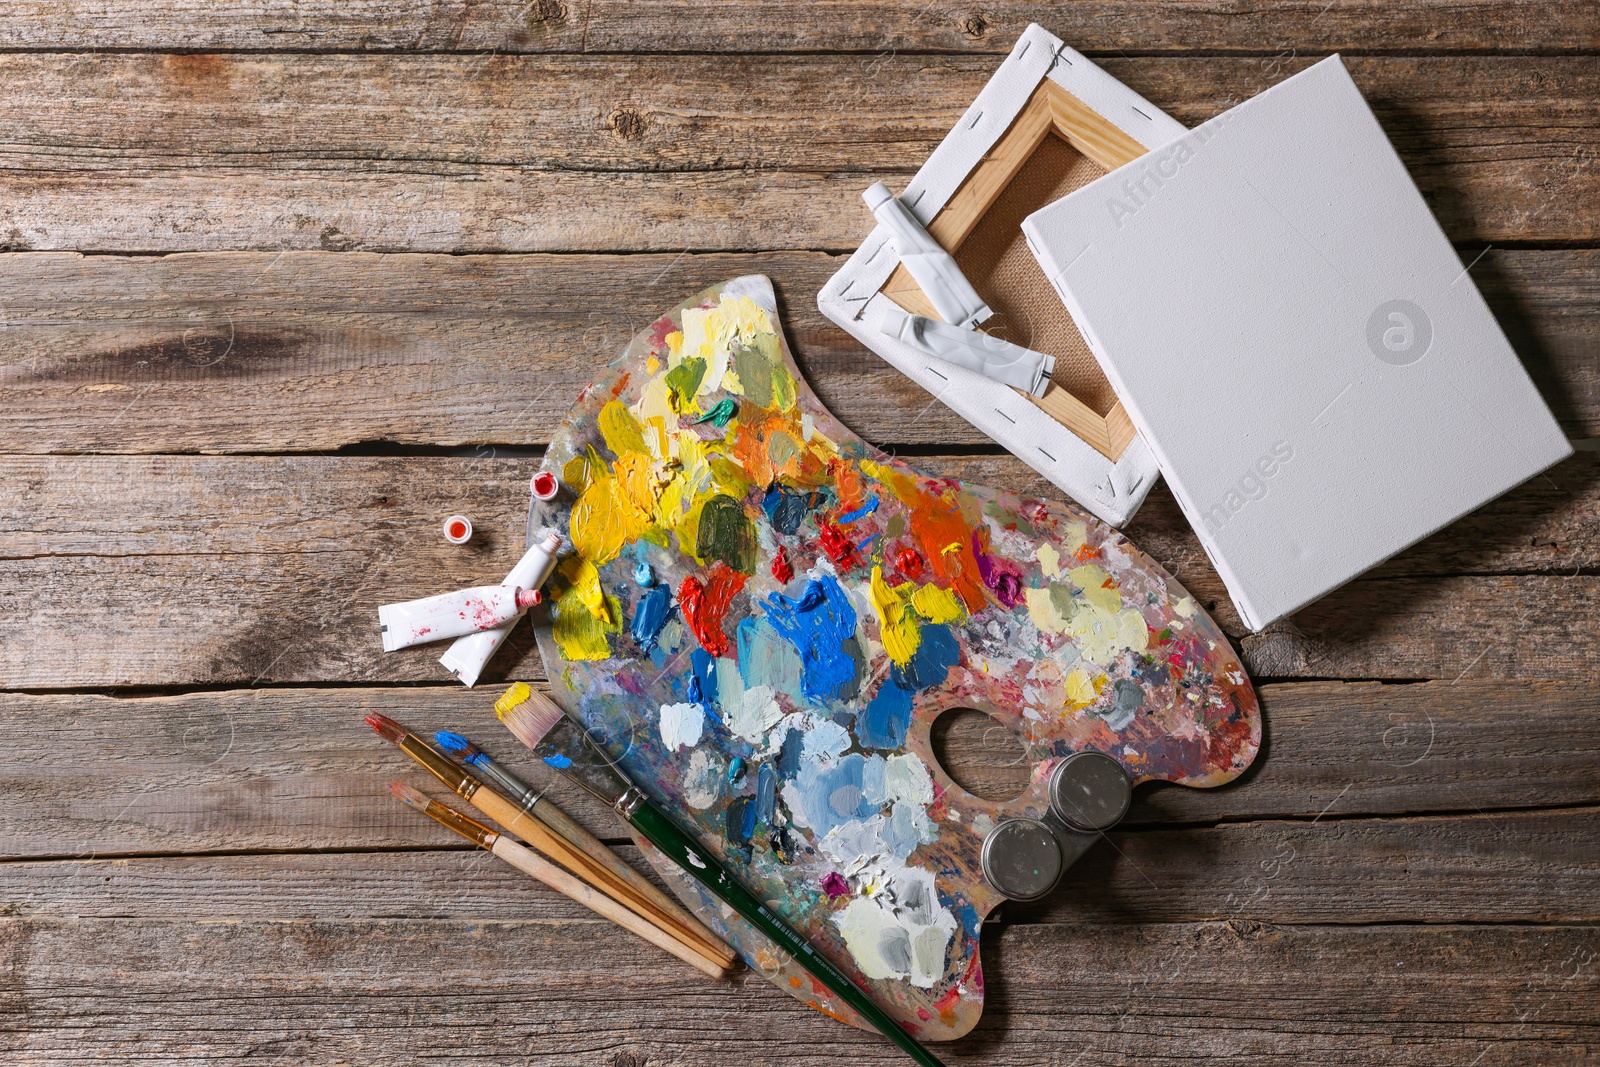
[432,726,737,970]
[497,687,949,1067]
[364,712,736,973]
[387,782,727,979]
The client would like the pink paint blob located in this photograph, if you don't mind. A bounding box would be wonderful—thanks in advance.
[820,872,850,899]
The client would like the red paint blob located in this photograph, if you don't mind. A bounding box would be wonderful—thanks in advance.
[770,545,794,584]
[895,546,923,578]
[817,522,853,568]
[531,471,559,500]
[448,521,468,540]
[677,561,748,657]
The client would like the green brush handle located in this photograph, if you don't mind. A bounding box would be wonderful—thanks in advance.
[626,800,947,1067]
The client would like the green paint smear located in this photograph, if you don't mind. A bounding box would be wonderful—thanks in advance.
[732,335,795,411]
[696,493,758,574]
[692,397,739,427]
[665,357,706,408]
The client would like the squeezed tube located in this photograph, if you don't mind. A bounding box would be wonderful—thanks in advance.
[439,530,563,686]
[379,584,541,653]
[879,307,1056,398]
[864,181,992,329]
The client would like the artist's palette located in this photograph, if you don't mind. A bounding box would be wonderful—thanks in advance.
[529,276,1258,1040]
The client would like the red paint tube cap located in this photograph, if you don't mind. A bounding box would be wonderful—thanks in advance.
[443,516,473,544]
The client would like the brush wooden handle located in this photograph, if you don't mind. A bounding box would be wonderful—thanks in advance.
[470,787,737,969]
[529,797,737,968]
[488,836,727,980]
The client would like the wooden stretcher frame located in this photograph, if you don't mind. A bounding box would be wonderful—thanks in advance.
[877,78,1149,461]
[818,25,1186,527]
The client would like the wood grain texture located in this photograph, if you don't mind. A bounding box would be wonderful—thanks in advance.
[0,2,1594,54]
[0,56,1591,251]
[3,453,1596,686]
[2,682,1594,858]
[0,6,1594,1061]
[0,249,1594,453]
[0,917,1593,1064]
[4,805,1594,924]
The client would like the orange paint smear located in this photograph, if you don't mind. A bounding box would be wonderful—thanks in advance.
[872,464,986,612]
[677,561,747,656]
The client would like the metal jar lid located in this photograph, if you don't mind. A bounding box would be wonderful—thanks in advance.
[1048,750,1132,832]
[980,817,1064,901]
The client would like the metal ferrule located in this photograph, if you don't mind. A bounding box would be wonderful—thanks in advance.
[612,786,646,820]
[423,798,498,848]
[477,755,545,813]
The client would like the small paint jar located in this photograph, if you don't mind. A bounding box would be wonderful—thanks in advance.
[530,471,560,501]
[442,515,473,544]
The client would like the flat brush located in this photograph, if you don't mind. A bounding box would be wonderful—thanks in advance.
[497,687,948,1067]
[364,712,735,972]
[432,726,736,969]
[387,783,727,979]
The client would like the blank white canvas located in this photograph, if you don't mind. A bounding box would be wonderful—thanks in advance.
[1024,55,1571,630]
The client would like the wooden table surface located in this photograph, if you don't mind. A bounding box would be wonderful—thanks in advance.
[2,4,1597,1064]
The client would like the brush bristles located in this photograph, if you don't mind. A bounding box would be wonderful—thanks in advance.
[388,781,431,809]
[365,713,406,743]
[433,730,478,759]
[499,688,565,751]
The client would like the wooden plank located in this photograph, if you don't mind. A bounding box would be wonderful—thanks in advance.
[0,917,1592,1064]
[4,806,1593,925]
[0,249,1594,453]
[2,682,1594,858]
[0,56,1591,251]
[0,2,1593,55]
[2,454,1597,686]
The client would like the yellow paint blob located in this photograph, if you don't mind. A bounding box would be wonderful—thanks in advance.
[560,556,610,622]
[1069,564,1123,614]
[909,583,965,625]
[569,448,650,566]
[870,565,922,667]
[598,400,648,458]
[553,557,621,662]
[494,681,531,717]
[1064,668,1097,707]
[1036,542,1062,579]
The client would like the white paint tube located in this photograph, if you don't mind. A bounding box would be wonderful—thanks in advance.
[863,181,992,329]
[379,584,541,653]
[879,308,1056,398]
[439,530,563,687]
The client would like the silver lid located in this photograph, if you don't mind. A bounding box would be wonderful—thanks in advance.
[1049,751,1132,832]
[980,817,1064,901]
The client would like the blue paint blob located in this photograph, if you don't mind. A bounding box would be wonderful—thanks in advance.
[738,795,758,840]
[761,484,821,535]
[756,761,778,822]
[834,494,879,525]
[688,648,723,724]
[891,623,962,691]
[857,679,914,749]
[727,756,746,787]
[433,730,470,756]
[763,575,860,704]
[727,796,755,847]
[776,726,804,781]
[543,753,573,769]
[634,561,654,586]
[736,616,806,703]
[629,584,672,652]
[791,753,879,836]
